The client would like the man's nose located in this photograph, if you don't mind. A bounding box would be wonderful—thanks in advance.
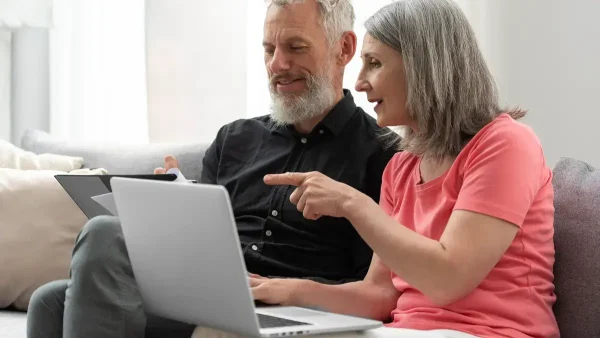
[268,49,292,74]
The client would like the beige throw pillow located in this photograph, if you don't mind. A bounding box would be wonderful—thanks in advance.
[0,140,84,171]
[0,168,105,310]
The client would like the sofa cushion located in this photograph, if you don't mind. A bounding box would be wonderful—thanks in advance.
[552,157,600,337]
[20,130,209,182]
[0,168,107,310]
[0,139,83,171]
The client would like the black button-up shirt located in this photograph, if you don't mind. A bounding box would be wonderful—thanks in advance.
[200,90,397,284]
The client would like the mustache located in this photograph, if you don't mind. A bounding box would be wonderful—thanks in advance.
[269,73,306,86]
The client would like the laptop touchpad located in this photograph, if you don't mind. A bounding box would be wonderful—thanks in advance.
[273,307,327,317]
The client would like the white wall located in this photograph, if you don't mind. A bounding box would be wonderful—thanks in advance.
[146,0,248,144]
[50,0,148,144]
[0,30,10,142]
[479,0,600,168]
[11,28,50,145]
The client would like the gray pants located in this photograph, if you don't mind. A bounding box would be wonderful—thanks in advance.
[26,216,196,338]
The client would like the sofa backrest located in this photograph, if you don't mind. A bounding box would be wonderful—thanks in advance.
[20,130,210,182]
[552,157,600,337]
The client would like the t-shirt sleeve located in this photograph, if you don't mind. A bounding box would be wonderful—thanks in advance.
[454,121,548,227]
[379,154,398,216]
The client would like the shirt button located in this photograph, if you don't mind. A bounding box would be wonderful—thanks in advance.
[319,129,324,134]
[266,230,272,237]
[271,210,279,217]
[300,137,307,144]
[251,245,258,251]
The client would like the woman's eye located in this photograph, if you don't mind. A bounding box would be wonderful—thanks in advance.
[368,59,381,68]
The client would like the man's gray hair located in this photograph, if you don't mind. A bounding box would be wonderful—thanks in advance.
[366,0,525,160]
[266,0,355,45]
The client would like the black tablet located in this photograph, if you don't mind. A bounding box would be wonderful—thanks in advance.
[55,174,178,219]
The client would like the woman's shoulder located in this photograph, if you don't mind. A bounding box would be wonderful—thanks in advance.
[462,113,544,161]
[389,150,420,170]
[473,113,541,148]
[383,151,420,185]
[457,113,549,179]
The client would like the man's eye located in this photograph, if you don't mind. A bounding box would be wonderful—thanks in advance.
[291,46,307,51]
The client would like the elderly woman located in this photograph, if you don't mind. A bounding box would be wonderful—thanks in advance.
[252,0,559,337]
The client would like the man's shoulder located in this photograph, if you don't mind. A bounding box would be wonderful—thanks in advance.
[218,114,273,136]
[352,107,400,148]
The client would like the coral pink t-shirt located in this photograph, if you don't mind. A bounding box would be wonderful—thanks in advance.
[381,114,559,338]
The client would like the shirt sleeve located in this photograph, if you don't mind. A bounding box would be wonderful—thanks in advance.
[200,124,228,184]
[379,154,398,216]
[454,121,548,227]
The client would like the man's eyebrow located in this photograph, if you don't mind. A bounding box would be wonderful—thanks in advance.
[287,36,310,44]
[262,36,311,47]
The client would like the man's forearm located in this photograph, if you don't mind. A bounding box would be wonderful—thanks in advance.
[292,280,397,322]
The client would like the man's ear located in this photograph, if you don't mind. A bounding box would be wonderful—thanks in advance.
[337,31,357,66]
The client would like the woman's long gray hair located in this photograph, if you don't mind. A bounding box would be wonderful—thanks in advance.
[366,0,525,160]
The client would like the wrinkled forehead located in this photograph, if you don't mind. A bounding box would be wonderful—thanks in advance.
[264,2,325,42]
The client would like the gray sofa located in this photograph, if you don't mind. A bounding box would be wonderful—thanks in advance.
[1,130,599,338]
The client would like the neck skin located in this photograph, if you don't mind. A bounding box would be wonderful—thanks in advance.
[293,79,344,134]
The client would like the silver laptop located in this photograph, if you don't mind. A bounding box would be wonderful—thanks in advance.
[110,177,382,337]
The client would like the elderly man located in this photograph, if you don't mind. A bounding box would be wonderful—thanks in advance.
[26,1,397,337]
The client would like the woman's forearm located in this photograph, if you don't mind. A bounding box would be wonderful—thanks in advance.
[293,279,398,321]
[342,194,460,305]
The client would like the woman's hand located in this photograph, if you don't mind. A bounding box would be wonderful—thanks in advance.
[250,277,307,306]
[263,172,362,220]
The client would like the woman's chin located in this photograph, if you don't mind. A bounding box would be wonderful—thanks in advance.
[375,113,412,129]
[375,115,391,128]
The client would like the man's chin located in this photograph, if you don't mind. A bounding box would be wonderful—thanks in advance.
[272,91,305,101]
[270,111,299,126]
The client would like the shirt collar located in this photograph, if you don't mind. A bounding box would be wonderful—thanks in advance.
[317,89,357,136]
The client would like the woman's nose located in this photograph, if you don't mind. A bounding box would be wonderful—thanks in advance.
[355,77,371,92]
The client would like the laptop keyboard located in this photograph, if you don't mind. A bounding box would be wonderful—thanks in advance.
[257,313,312,328]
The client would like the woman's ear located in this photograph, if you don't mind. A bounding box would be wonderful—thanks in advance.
[337,31,357,66]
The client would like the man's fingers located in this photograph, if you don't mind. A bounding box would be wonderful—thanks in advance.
[154,167,166,175]
[264,172,308,186]
[164,155,179,171]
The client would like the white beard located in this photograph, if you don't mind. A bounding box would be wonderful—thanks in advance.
[269,71,337,127]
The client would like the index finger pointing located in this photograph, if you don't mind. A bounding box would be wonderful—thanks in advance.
[263,172,307,186]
